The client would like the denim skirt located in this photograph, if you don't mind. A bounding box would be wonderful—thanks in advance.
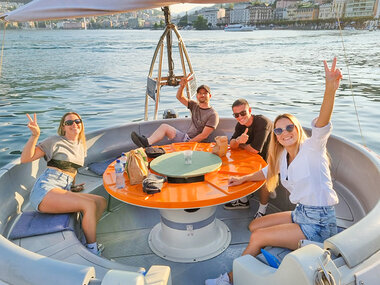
[291,203,337,243]
[30,168,73,211]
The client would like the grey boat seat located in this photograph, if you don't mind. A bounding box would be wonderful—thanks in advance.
[8,210,145,280]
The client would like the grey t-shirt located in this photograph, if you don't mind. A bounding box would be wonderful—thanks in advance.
[186,100,219,139]
[37,135,86,167]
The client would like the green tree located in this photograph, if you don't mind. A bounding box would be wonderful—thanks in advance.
[193,15,209,30]
[178,13,188,27]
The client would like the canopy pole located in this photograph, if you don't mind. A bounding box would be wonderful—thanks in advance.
[0,21,7,77]
[144,6,194,121]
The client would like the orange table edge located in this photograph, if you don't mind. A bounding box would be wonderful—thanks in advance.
[103,142,267,209]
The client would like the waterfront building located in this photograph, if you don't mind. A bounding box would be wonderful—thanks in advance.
[230,2,250,24]
[128,17,145,28]
[345,0,377,18]
[332,0,346,19]
[273,7,288,20]
[249,4,274,23]
[57,21,85,29]
[296,5,319,21]
[319,3,334,19]
[276,0,299,9]
[319,0,346,20]
[374,0,379,18]
[199,7,225,27]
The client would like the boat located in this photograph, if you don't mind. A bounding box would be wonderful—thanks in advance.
[224,24,256,32]
[0,1,379,285]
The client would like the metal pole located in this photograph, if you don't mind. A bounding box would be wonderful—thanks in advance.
[154,42,164,120]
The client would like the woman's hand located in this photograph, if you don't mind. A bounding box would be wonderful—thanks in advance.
[21,113,44,163]
[324,57,343,92]
[316,58,343,128]
[228,176,245,186]
[26,113,40,137]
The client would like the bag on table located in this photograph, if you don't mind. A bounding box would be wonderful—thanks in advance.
[212,136,228,157]
[125,148,149,185]
[145,146,166,158]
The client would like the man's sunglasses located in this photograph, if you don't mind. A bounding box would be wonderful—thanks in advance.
[273,124,295,135]
[64,119,82,126]
[233,110,248,118]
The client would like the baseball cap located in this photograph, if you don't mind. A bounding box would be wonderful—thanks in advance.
[197,85,211,94]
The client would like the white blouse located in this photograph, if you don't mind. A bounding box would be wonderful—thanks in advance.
[262,118,339,206]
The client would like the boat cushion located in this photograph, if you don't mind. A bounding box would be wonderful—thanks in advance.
[255,246,292,267]
[8,211,73,240]
[88,157,116,176]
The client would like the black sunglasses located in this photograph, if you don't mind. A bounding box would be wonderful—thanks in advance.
[64,119,82,126]
[273,124,295,135]
[233,110,248,118]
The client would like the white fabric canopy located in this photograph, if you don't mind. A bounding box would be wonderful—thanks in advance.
[1,0,243,22]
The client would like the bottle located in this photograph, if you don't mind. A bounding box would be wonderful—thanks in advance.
[119,152,127,170]
[114,159,125,189]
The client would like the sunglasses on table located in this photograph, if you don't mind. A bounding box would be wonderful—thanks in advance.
[233,110,248,118]
[273,124,295,135]
[64,119,82,126]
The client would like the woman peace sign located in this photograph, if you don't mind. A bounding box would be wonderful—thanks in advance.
[26,113,40,137]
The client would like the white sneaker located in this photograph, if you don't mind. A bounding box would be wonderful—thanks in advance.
[205,273,231,285]
[253,211,266,219]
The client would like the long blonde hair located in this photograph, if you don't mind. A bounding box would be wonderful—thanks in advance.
[266,114,307,192]
[57,112,87,151]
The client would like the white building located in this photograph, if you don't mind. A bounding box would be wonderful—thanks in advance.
[230,3,250,24]
[345,0,377,17]
[319,3,333,19]
[273,7,288,20]
[249,5,273,23]
[200,7,225,27]
[319,0,346,20]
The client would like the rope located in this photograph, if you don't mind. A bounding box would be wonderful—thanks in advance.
[333,8,366,147]
[314,268,336,285]
[314,251,336,285]
[0,21,7,77]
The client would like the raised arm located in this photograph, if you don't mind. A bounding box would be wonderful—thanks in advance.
[316,57,343,128]
[20,113,45,163]
[176,73,194,107]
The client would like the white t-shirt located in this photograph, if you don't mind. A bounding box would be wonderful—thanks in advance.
[262,118,339,206]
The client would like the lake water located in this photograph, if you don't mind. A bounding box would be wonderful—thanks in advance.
[0,29,379,167]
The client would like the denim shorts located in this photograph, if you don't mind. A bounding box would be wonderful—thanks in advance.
[172,129,191,143]
[291,203,337,243]
[30,168,73,211]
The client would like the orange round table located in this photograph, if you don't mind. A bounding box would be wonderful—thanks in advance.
[103,142,267,262]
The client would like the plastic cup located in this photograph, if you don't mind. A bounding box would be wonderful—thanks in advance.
[184,150,193,165]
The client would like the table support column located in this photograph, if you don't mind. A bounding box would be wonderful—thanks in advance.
[148,206,231,262]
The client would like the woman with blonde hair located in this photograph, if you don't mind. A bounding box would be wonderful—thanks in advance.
[206,57,342,285]
[21,112,107,255]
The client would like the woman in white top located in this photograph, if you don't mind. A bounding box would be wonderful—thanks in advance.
[21,112,107,255]
[205,58,343,285]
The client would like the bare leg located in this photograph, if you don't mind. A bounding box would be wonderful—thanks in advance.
[228,211,305,283]
[249,211,293,232]
[80,193,107,221]
[38,189,106,244]
[243,223,305,256]
[259,184,269,205]
[147,123,177,145]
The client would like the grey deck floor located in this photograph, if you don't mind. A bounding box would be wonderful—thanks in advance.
[97,197,276,285]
